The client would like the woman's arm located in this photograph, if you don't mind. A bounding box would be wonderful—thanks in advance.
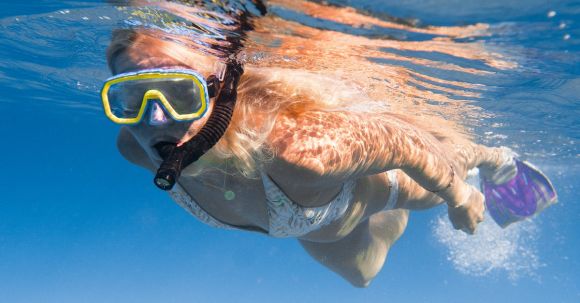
[267,110,483,231]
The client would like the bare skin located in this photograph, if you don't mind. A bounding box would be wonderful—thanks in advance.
[112,42,512,287]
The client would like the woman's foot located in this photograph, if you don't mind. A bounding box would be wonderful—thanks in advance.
[479,146,518,185]
[478,147,558,227]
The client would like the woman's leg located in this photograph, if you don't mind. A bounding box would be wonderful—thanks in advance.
[298,143,512,285]
[453,144,516,178]
[299,209,409,287]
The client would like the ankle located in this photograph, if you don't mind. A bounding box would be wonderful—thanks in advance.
[480,147,518,184]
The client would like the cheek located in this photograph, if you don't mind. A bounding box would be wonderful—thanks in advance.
[179,109,214,139]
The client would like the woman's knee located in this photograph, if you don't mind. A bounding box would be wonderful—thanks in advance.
[344,265,381,288]
[298,224,383,286]
[320,240,386,288]
[299,212,407,287]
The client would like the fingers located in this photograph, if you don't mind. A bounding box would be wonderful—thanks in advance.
[457,218,477,234]
[476,212,484,223]
[461,227,475,235]
[448,192,485,235]
[450,216,476,234]
[458,210,484,234]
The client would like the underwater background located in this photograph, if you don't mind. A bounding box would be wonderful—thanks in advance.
[1,0,579,302]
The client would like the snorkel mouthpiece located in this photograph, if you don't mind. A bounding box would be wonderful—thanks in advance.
[153,61,243,191]
[153,142,182,190]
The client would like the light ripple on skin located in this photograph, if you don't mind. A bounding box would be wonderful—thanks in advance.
[433,212,543,281]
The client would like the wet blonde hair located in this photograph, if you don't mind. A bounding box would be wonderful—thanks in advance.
[107,29,340,177]
[107,29,470,178]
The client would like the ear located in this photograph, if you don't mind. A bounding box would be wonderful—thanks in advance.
[116,127,157,172]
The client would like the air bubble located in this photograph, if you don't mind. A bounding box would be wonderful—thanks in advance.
[559,22,567,29]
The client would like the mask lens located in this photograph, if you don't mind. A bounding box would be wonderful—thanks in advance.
[107,81,144,119]
[106,75,205,120]
[151,77,204,115]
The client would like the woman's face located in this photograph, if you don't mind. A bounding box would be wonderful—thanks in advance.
[112,50,215,166]
[126,100,215,164]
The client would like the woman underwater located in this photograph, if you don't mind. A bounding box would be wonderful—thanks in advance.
[101,0,557,287]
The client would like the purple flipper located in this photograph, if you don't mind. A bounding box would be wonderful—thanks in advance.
[482,159,557,228]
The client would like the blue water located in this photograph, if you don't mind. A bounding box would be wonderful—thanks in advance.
[1,1,579,302]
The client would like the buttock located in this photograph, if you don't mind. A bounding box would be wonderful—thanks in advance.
[297,170,400,242]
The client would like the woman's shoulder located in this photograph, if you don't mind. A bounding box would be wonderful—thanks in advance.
[264,110,361,190]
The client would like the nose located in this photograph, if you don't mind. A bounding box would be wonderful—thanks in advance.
[148,102,170,126]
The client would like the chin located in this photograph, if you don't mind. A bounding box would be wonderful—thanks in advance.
[181,152,223,177]
[180,163,205,177]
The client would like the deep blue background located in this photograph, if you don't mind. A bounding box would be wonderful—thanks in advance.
[1,1,579,302]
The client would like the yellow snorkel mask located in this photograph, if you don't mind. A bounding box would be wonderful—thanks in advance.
[101,67,224,125]
[101,60,243,191]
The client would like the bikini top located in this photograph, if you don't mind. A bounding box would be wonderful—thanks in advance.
[168,171,399,238]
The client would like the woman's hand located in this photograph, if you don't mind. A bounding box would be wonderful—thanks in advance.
[446,186,485,234]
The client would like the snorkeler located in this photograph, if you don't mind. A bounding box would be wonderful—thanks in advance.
[101,1,556,287]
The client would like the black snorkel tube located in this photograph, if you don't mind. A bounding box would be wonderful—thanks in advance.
[153,61,244,191]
